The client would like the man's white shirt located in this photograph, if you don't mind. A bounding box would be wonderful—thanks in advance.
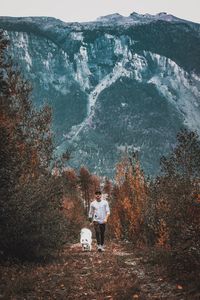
[89,199,110,224]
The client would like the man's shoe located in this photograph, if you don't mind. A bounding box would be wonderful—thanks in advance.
[101,245,105,252]
[97,245,102,252]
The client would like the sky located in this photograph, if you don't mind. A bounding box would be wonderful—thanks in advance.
[0,0,200,24]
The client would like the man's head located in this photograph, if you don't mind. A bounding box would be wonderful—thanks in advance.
[192,192,200,204]
[95,190,102,201]
[196,193,200,203]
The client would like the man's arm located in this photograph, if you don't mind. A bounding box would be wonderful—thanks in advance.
[103,212,110,223]
[88,202,94,223]
[103,201,110,223]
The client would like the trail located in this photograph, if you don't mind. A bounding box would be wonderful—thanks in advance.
[1,241,187,299]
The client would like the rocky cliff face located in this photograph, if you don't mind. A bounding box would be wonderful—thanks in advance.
[0,13,200,176]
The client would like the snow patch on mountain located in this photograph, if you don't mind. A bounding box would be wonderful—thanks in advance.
[70,32,84,41]
[15,32,32,70]
[117,144,140,152]
[74,46,91,90]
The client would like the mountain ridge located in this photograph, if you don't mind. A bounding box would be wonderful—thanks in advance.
[0,13,200,176]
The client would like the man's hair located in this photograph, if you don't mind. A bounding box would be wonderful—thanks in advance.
[95,190,102,195]
[192,192,200,199]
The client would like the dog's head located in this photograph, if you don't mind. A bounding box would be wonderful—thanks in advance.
[83,243,90,250]
[81,238,88,243]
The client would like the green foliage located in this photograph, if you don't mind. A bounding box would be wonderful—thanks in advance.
[0,176,67,260]
[160,129,200,178]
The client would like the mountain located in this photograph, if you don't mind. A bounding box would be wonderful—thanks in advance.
[0,13,200,176]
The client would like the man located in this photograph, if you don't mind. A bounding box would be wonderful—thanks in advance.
[88,190,110,252]
[190,193,200,224]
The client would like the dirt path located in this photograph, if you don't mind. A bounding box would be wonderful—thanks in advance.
[0,241,186,299]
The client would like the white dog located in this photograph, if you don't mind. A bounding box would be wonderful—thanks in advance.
[80,228,92,251]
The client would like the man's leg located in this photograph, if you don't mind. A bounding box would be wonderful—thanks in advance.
[99,224,106,246]
[93,222,101,246]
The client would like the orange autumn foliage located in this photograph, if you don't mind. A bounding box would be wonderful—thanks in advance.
[155,197,171,248]
[156,218,170,249]
[110,154,147,242]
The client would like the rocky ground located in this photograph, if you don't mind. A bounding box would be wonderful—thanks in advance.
[0,241,193,299]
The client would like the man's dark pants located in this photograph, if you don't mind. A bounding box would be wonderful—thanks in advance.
[93,222,106,246]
